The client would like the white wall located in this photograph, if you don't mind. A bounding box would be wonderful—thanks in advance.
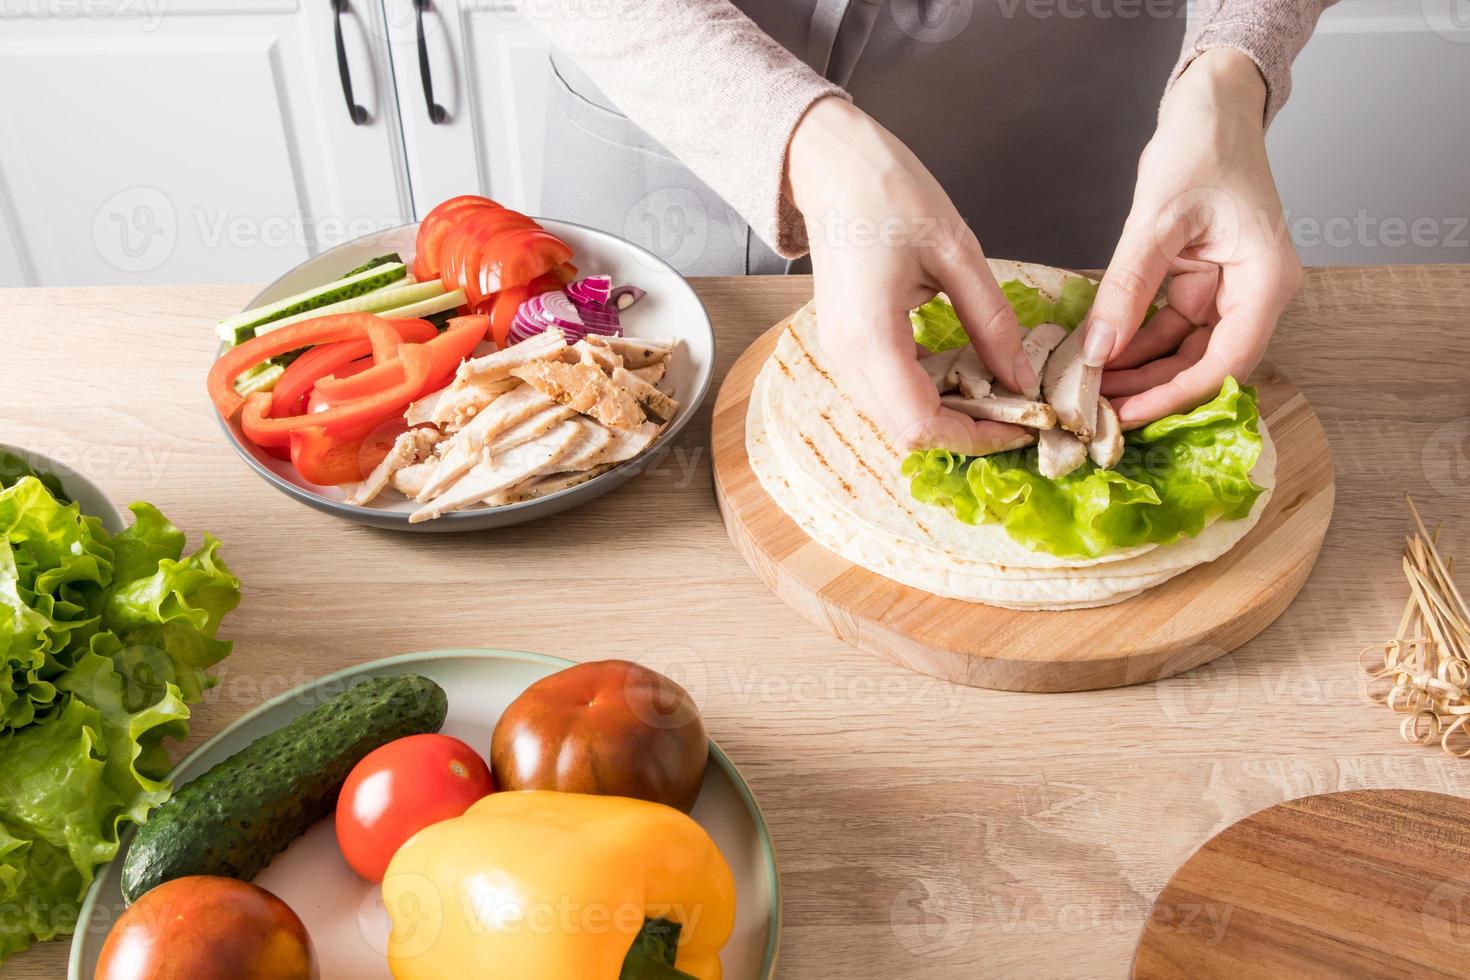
[1267,0,1470,265]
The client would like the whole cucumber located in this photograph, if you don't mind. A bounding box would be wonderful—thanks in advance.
[122,673,448,904]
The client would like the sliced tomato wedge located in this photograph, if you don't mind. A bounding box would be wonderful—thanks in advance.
[479,229,573,296]
[270,319,436,418]
[209,314,401,419]
[240,344,431,443]
[313,315,487,403]
[289,416,407,487]
[413,197,498,280]
[443,209,541,306]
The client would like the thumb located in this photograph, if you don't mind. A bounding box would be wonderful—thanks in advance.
[1083,211,1192,368]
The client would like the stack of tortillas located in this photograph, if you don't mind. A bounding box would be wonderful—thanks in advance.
[746,260,1278,611]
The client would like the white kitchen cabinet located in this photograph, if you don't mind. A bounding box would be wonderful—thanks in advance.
[380,0,552,218]
[0,0,412,287]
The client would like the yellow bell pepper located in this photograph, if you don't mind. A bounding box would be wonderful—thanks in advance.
[381,791,737,980]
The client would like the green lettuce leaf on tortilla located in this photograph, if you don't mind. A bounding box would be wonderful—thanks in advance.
[912,276,1151,351]
[902,378,1265,559]
[0,476,239,960]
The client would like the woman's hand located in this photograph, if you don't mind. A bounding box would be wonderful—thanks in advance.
[784,97,1034,455]
[1086,48,1303,428]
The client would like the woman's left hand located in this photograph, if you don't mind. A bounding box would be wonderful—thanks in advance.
[1083,47,1304,428]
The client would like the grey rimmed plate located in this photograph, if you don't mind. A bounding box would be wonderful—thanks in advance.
[69,648,780,979]
[215,220,715,531]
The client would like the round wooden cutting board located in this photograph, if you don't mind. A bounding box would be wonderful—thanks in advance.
[1133,790,1470,979]
[711,313,1334,692]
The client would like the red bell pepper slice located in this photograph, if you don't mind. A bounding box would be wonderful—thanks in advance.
[289,416,407,487]
[239,344,431,445]
[271,319,436,417]
[209,314,401,419]
[312,315,486,403]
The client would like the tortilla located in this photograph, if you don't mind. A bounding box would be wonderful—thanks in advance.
[747,260,1277,610]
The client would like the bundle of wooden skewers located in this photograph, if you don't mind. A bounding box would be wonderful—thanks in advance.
[1360,496,1470,758]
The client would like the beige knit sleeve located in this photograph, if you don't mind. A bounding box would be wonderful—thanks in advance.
[518,0,847,258]
[1167,0,1340,125]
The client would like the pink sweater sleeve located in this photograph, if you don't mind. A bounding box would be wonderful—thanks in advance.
[519,0,846,258]
[1167,0,1340,125]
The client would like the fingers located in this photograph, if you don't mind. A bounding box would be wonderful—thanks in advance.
[1083,211,1195,368]
[1163,266,1219,326]
[1107,306,1198,370]
[938,242,1034,395]
[1101,326,1210,397]
[902,409,1032,456]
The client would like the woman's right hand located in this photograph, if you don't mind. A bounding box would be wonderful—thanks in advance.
[784,97,1034,455]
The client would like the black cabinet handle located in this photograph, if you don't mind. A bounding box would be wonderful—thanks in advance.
[333,0,369,125]
[415,0,448,124]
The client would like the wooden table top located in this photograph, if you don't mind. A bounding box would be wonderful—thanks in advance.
[2,266,1468,979]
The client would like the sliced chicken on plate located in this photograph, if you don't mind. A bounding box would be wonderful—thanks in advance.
[391,460,437,500]
[416,385,556,500]
[611,366,679,423]
[584,334,675,369]
[573,339,622,373]
[404,389,445,428]
[511,360,645,430]
[629,359,668,385]
[598,420,662,465]
[409,419,584,523]
[346,427,440,506]
[484,403,576,458]
[458,328,568,386]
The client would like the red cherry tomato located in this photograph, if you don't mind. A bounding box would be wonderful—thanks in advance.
[335,734,494,882]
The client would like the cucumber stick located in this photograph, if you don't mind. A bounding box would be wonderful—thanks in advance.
[232,362,284,396]
[217,262,408,344]
[378,287,468,321]
[120,674,448,904]
[250,279,447,339]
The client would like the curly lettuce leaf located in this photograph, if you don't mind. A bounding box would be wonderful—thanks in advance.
[909,296,969,353]
[0,477,239,960]
[914,276,1153,353]
[902,379,1265,559]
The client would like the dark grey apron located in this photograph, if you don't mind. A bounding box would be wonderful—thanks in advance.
[540,0,1187,274]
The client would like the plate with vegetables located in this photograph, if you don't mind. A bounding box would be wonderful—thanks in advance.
[70,649,780,980]
[209,197,715,530]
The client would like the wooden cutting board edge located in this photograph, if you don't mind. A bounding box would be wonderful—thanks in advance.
[711,313,1336,693]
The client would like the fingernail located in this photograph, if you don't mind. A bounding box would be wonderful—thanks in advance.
[1082,320,1115,368]
[1011,351,1037,393]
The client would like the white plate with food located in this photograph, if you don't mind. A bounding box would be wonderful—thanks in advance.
[209,202,714,531]
[71,649,780,979]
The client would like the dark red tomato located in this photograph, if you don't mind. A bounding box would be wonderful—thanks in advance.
[335,734,494,882]
[95,876,317,980]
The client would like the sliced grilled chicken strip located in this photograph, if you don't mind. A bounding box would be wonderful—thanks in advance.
[390,460,437,499]
[1038,427,1088,479]
[484,403,576,458]
[611,366,679,423]
[572,339,622,374]
[1020,322,1067,399]
[1041,325,1100,439]
[584,334,675,369]
[415,384,555,500]
[1087,396,1124,468]
[945,346,993,400]
[941,389,1057,428]
[629,359,667,385]
[919,348,961,391]
[510,360,645,429]
[600,420,661,464]
[429,378,517,432]
[502,463,613,504]
[404,388,445,428]
[409,420,583,523]
[482,418,614,506]
[457,328,567,385]
[346,427,439,506]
